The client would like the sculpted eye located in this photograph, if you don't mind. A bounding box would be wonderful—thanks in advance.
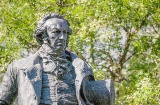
[63,31,67,34]
[52,30,60,34]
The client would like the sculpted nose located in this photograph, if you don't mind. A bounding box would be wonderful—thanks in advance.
[59,32,64,39]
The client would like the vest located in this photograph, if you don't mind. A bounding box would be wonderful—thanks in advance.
[39,49,78,105]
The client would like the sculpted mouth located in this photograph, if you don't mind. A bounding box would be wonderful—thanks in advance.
[56,40,65,46]
[56,43,63,46]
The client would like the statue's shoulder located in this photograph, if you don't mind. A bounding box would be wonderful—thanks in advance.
[65,50,85,63]
[11,52,41,70]
[66,50,94,76]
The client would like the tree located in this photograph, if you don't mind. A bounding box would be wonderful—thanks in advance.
[0,0,159,104]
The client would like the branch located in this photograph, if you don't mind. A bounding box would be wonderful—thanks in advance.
[106,52,114,64]
[105,65,119,79]
[123,51,137,63]
[152,24,158,33]
[119,32,132,67]
[114,78,128,82]
[139,14,149,29]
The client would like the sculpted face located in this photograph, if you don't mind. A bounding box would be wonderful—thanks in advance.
[45,18,69,53]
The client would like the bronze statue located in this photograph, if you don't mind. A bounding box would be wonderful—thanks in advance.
[0,13,115,105]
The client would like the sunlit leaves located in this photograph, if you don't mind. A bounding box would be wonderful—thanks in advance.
[0,0,160,104]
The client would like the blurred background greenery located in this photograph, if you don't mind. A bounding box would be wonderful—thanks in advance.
[0,0,160,104]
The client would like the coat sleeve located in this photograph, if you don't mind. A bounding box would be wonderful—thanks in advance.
[84,80,115,105]
[0,61,18,105]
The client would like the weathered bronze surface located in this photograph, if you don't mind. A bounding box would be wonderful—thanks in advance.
[0,13,115,105]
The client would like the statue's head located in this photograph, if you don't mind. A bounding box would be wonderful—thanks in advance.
[34,13,72,53]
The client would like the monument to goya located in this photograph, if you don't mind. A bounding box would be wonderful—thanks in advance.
[0,13,115,105]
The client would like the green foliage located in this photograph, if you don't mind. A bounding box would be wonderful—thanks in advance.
[0,0,160,104]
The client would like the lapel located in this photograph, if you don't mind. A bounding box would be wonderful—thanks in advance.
[25,64,43,102]
[22,52,43,104]
[69,51,86,105]
[69,51,94,105]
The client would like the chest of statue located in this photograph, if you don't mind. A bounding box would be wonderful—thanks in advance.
[40,60,78,105]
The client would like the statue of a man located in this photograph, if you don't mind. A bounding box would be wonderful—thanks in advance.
[0,13,115,105]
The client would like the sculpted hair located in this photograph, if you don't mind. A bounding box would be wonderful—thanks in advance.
[33,13,72,45]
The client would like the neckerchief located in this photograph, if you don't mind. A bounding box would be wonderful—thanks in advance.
[38,44,71,79]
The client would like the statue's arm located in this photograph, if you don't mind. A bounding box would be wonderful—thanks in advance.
[81,63,115,105]
[0,61,18,105]
[84,80,115,105]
